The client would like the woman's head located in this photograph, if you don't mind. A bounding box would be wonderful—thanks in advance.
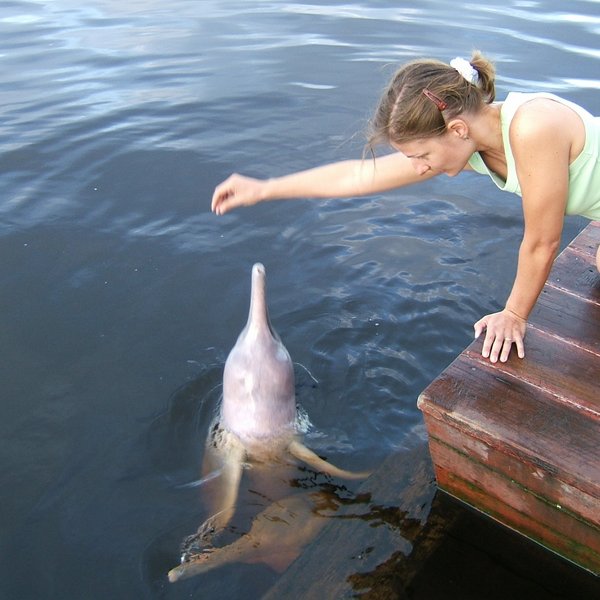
[367,51,496,149]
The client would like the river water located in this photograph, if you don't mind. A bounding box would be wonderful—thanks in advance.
[1,1,598,598]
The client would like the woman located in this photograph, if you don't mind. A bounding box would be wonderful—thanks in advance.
[211,51,600,364]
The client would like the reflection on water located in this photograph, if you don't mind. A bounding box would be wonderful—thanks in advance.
[0,1,597,598]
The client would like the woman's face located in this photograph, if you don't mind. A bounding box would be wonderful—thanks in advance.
[393,132,471,177]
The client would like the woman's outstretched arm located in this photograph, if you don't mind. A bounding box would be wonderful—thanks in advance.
[211,151,436,214]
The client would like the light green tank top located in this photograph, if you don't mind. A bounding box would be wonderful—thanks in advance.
[468,92,600,221]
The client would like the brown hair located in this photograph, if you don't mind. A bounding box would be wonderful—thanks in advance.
[366,51,496,149]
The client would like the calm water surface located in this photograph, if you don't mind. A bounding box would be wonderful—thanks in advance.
[1,1,598,598]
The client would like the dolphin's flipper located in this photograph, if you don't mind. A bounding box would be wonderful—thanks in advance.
[178,436,246,568]
[288,440,371,480]
[200,438,246,538]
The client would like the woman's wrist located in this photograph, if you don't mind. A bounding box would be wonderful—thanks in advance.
[504,305,527,322]
[261,177,276,201]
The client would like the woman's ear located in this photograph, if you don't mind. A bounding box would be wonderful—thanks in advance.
[447,118,469,139]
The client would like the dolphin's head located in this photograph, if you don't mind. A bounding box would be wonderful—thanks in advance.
[220,263,296,441]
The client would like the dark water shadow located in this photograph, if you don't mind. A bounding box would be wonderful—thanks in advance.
[265,443,600,600]
[353,491,600,600]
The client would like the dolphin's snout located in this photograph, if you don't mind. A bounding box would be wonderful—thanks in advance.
[251,263,267,299]
[252,262,265,276]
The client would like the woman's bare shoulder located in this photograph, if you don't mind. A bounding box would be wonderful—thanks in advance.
[511,97,580,136]
[510,97,584,158]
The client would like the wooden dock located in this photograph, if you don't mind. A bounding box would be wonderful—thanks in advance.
[418,221,600,575]
[258,224,599,599]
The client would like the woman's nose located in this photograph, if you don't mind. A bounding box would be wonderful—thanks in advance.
[412,159,430,175]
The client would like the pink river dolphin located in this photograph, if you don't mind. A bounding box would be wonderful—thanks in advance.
[168,263,369,582]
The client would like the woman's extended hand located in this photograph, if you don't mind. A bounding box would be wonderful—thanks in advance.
[473,309,527,363]
[211,173,268,215]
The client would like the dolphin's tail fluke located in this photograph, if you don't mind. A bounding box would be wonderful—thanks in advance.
[288,440,371,480]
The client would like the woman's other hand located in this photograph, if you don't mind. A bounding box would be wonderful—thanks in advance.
[473,309,527,363]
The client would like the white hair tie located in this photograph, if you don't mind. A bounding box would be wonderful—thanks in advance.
[450,57,479,85]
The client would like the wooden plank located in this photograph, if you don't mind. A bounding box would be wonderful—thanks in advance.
[432,442,600,555]
[465,333,599,419]
[529,284,600,354]
[433,457,600,575]
[422,414,600,527]
[535,222,600,341]
[418,356,600,499]
[566,220,600,259]
[547,246,600,302]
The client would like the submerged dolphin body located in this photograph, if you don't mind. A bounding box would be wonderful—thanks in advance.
[168,263,369,582]
[167,493,332,582]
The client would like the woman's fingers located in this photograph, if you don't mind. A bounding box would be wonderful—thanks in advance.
[211,173,264,214]
[486,332,517,363]
[211,176,237,214]
[473,316,487,340]
[514,335,525,359]
[498,338,514,363]
[475,309,527,363]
